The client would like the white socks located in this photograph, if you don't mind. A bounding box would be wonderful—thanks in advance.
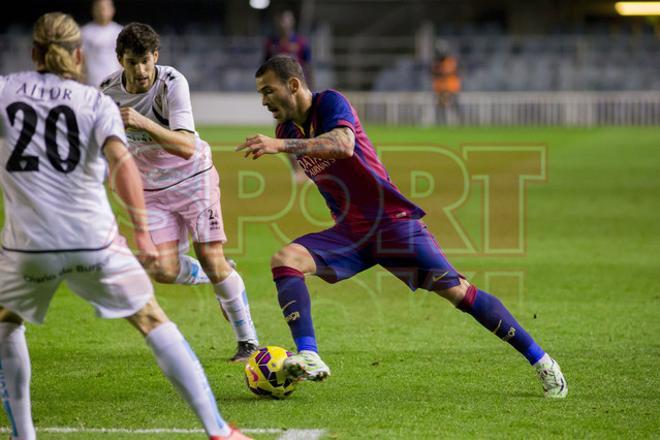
[0,323,35,440]
[175,255,211,285]
[145,322,230,437]
[213,270,258,344]
[0,321,233,439]
[176,255,258,344]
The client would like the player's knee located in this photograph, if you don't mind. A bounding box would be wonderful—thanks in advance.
[153,270,178,284]
[270,246,304,271]
[270,248,293,269]
[434,278,471,306]
[199,257,233,284]
[271,244,315,275]
[152,263,179,284]
[194,241,232,283]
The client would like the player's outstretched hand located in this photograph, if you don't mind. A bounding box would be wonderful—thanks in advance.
[236,134,283,160]
[134,231,159,271]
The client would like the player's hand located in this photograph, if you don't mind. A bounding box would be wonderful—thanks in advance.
[120,106,148,130]
[134,231,159,271]
[236,134,283,160]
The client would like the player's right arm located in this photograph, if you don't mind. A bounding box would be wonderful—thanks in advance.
[104,137,158,269]
[237,128,355,160]
[119,69,197,159]
[119,107,196,159]
[238,91,357,160]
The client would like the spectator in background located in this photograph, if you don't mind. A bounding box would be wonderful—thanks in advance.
[264,11,313,183]
[81,0,122,87]
[264,10,313,87]
[432,49,461,125]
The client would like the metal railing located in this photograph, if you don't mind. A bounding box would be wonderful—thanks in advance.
[345,91,660,126]
[189,91,660,126]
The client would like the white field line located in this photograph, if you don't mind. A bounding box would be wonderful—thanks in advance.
[278,429,326,440]
[0,426,326,439]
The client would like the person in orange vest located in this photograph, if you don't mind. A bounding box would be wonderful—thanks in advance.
[432,52,461,124]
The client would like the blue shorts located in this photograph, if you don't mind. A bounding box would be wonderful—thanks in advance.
[293,220,461,291]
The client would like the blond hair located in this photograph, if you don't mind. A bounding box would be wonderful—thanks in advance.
[32,12,82,81]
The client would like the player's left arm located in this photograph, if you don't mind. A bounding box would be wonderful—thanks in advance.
[237,127,355,160]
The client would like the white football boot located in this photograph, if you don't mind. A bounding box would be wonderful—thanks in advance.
[535,356,568,398]
[283,350,331,382]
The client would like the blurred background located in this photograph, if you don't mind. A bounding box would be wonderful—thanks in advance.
[2,0,659,125]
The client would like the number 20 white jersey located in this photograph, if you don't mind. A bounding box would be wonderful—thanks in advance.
[0,71,127,252]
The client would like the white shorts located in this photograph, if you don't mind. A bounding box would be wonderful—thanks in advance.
[0,236,153,324]
[144,167,227,249]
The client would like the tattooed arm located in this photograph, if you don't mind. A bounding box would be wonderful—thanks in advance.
[281,127,355,158]
[236,127,355,160]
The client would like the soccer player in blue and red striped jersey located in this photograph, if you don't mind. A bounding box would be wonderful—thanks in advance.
[237,55,567,398]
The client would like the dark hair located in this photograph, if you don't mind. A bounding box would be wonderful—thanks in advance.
[255,55,306,85]
[116,22,159,57]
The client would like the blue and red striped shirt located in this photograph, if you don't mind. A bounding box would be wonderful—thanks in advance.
[276,90,425,232]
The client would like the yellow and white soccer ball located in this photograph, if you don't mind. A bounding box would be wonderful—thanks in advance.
[244,345,296,399]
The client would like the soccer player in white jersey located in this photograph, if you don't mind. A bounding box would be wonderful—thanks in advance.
[0,13,251,440]
[81,0,123,87]
[101,23,259,362]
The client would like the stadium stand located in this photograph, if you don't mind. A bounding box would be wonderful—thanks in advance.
[1,22,658,92]
[1,2,657,126]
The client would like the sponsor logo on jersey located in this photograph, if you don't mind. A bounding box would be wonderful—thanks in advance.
[297,156,336,177]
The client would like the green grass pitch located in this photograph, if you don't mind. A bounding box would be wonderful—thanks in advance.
[0,126,658,439]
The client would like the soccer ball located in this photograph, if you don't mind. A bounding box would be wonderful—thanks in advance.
[244,346,296,399]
